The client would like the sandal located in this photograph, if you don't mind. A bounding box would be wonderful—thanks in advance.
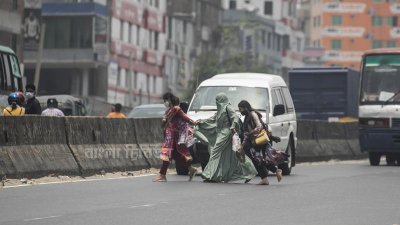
[152,174,167,182]
[276,169,283,182]
[188,167,197,181]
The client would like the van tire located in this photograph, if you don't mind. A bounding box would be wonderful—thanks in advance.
[278,137,294,175]
[369,152,381,166]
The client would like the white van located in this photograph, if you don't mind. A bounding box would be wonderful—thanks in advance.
[188,73,297,175]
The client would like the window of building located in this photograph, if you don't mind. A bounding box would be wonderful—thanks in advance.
[373,0,383,3]
[332,15,342,25]
[276,36,281,52]
[372,16,383,26]
[387,40,397,48]
[264,1,273,15]
[44,17,93,49]
[12,0,18,10]
[154,32,159,50]
[128,24,132,44]
[229,1,236,9]
[267,32,272,49]
[155,0,159,8]
[137,25,141,45]
[246,35,252,51]
[331,40,342,49]
[387,0,397,2]
[387,16,398,27]
[372,40,382,48]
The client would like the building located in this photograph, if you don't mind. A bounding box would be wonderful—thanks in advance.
[304,0,400,70]
[0,0,24,60]
[222,0,305,80]
[108,0,167,106]
[23,0,109,99]
[165,0,223,99]
[222,10,283,75]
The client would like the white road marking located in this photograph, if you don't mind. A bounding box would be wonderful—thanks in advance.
[128,204,155,209]
[24,215,62,222]
[3,174,157,189]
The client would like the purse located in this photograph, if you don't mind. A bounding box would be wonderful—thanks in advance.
[252,129,269,146]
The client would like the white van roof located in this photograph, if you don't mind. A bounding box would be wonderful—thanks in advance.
[199,73,286,88]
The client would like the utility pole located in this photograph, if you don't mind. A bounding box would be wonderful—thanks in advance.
[34,23,46,93]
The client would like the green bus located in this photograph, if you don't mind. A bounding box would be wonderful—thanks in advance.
[0,45,23,111]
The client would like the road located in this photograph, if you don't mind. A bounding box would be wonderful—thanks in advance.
[0,160,399,225]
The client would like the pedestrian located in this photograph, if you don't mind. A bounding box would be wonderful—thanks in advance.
[153,92,198,182]
[24,84,42,115]
[195,93,257,183]
[238,100,282,185]
[106,103,126,118]
[2,92,25,116]
[41,98,65,117]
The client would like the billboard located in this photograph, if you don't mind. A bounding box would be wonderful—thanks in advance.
[24,0,42,51]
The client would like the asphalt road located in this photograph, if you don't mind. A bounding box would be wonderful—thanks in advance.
[1,160,399,225]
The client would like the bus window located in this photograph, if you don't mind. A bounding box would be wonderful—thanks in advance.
[2,54,13,91]
[9,55,21,78]
[0,53,5,90]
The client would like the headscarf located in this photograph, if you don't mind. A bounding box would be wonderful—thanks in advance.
[216,92,230,119]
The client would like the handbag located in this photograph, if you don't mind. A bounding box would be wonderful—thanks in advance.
[252,129,269,146]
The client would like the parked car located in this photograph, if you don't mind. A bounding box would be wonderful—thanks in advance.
[188,73,297,175]
[128,104,166,118]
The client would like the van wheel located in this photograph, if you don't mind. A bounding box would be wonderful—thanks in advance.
[278,137,294,175]
[369,152,381,166]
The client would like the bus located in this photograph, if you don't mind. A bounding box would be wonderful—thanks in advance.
[359,48,400,166]
[0,45,23,112]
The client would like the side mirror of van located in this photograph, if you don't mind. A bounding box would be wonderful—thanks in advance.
[273,104,285,116]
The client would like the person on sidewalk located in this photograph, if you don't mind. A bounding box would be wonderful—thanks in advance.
[153,92,198,182]
[24,84,42,115]
[41,98,65,117]
[238,100,282,185]
[106,103,126,118]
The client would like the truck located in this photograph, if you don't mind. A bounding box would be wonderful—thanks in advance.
[288,67,359,120]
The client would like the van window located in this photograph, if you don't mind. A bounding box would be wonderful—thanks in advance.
[190,86,269,111]
[282,87,294,113]
[272,88,286,114]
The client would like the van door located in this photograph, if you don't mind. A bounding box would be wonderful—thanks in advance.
[269,87,289,151]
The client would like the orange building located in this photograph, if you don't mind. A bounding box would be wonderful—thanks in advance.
[308,0,400,70]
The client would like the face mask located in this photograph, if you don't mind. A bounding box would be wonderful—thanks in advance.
[25,92,34,99]
[164,101,170,107]
[240,111,248,116]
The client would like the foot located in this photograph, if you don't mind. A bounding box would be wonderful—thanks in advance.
[188,167,197,181]
[258,178,269,185]
[152,174,167,182]
[276,169,283,182]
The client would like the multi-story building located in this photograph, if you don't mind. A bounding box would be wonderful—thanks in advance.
[0,0,24,60]
[222,0,305,80]
[165,0,223,99]
[24,0,109,98]
[108,0,166,106]
[305,0,400,70]
[222,10,283,75]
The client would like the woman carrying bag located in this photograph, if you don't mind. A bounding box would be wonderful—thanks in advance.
[238,100,283,185]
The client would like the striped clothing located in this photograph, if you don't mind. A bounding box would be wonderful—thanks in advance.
[41,108,65,117]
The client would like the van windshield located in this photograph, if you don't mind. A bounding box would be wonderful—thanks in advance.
[189,86,269,111]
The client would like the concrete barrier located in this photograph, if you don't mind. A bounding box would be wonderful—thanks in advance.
[0,116,79,177]
[133,118,164,168]
[295,120,323,160]
[296,120,366,162]
[65,117,148,174]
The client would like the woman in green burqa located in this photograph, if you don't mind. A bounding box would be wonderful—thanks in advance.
[195,93,257,183]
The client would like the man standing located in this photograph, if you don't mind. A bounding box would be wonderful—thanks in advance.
[24,84,42,115]
[41,98,64,117]
[106,103,126,118]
